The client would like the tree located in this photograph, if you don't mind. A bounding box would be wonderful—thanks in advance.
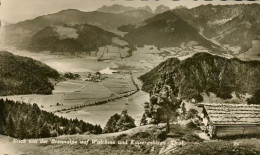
[0,99,6,134]
[69,125,77,135]
[93,125,102,134]
[103,110,136,133]
[116,110,136,132]
[157,85,181,132]
[140,114,148,126]
[247,89,260,105]
[35,117,44,138]
[6,114,15,137]
[103,113,120,133]
[39,123,51,138]
[144,85,182,132]
[16,118,26,139]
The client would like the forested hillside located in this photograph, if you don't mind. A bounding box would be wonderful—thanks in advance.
[140,52,260,101]
[0,99,102,139]
[124,11,225,54]
[28,24,118,53]
[0,51,60,96]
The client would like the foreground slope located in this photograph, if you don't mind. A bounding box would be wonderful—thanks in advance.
[0,51,59,96]
[140,52,260,101]
[0,124,259,155]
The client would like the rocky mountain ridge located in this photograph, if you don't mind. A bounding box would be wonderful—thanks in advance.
[140,52,260,101]
[172,4,260,53]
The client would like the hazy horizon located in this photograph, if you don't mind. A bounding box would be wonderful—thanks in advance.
[0,0,259,24]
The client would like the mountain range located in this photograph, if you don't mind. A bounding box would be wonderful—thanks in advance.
[96,4,170,14]
[1,4,259,57]
[1,9,151,50]
[140,52,260,101]
[172,4,260,53]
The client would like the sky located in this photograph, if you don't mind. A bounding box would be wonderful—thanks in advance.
[0,0,259,23]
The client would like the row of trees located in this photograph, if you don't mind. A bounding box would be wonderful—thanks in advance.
[63,72,81,80]
[0,99,102,139]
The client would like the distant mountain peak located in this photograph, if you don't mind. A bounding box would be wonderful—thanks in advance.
[97,4,135,13]
[137,5,153,13]
[55,9,83,15]
[155,5,171,14]
[97,4,155,14]
[174,5,188,10]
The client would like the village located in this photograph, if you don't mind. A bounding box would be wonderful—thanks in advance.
[83,72,107,82]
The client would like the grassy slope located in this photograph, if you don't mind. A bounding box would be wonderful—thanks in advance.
[0,124,259,155]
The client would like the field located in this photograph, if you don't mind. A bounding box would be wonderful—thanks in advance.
[57,90,148,127]
[1,73,147,127]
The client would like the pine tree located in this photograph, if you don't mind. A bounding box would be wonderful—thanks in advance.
[16,118,26,139]
[39,123,50,138]
[6,114,15,137]
[93,125,102,134]
[35,117,44,138]
[0,99,6,134]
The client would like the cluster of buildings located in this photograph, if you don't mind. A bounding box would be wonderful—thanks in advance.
[83,72,107,82]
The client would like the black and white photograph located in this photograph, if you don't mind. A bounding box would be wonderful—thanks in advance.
[0,0,260,154]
